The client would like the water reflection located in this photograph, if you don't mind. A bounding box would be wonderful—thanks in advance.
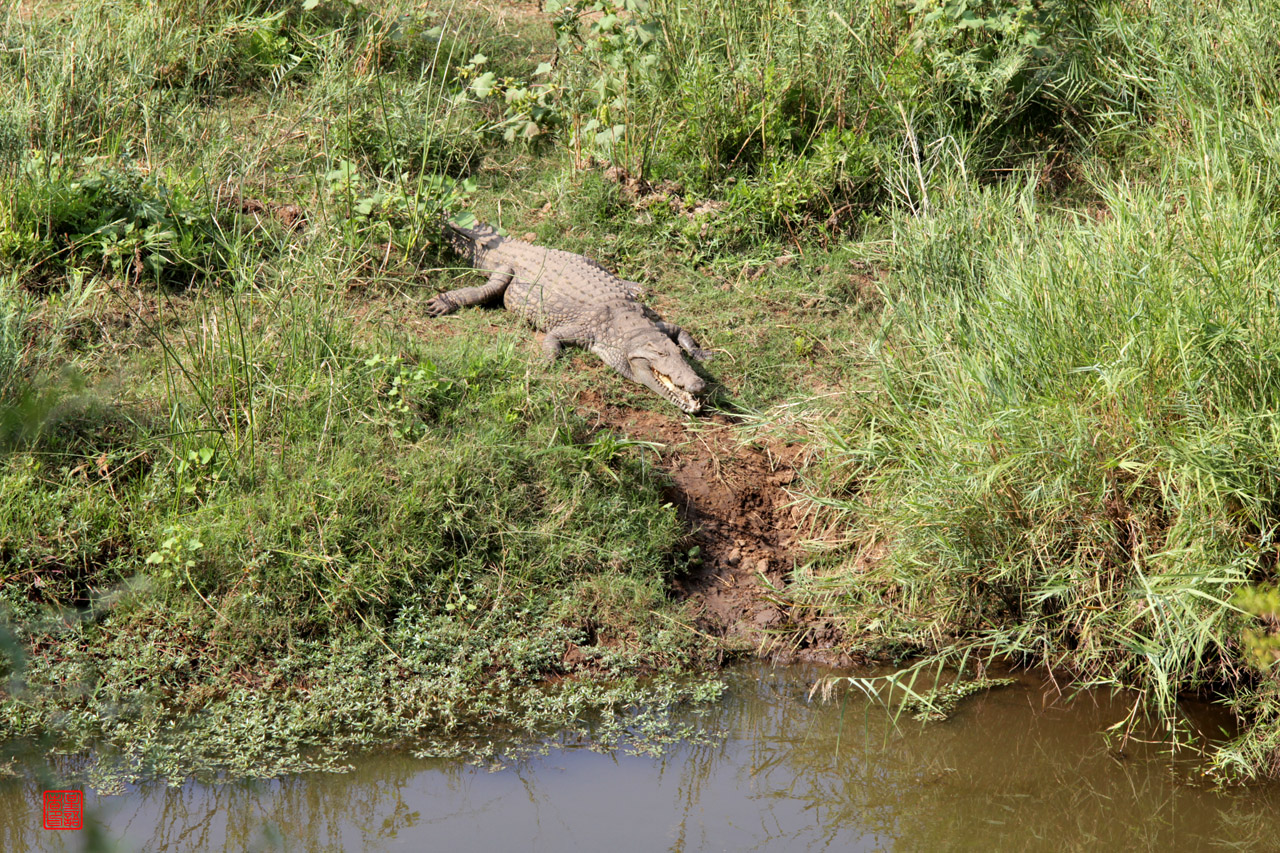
[2,665,1277,852]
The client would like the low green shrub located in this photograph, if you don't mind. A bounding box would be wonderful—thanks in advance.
[0,156,226,287]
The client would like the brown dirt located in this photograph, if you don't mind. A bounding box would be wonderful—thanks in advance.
[575,391,853,666]
[238,198,306,232]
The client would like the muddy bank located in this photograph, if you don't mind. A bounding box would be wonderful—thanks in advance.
[576,392,849,665]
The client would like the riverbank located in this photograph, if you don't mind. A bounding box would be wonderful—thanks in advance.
[5,663,1277,852]
[4,0,1280,784]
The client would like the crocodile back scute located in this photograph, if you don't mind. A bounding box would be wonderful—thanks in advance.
[484,243,639,330]
[450,221,646,330]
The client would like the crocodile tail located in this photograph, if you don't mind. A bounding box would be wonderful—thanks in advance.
[445,216,501,251]
[439,216,467,255]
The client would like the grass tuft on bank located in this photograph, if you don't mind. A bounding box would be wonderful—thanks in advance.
[793,0,1280,780]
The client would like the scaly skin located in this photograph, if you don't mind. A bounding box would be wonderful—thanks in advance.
[427,221,710,413]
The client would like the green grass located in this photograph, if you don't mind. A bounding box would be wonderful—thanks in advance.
[0,279,721,781]
[791,0,1280,781]
[0,0,729,784]
[2,0,1280,785]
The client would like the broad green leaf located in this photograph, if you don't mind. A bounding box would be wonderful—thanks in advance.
[595,124,627,145]
[471,71,497,98]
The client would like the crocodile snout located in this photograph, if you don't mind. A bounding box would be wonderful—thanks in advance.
[651,367,705,414]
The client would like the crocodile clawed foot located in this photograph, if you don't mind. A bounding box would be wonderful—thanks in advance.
[425,296,455,317]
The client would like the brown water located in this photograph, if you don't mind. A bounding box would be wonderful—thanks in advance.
[2,664,1278,852]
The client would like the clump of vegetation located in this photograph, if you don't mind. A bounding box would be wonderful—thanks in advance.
[899,675,1016,723]
[0,156,226,286]
[0,315,720,782]
[1235,585,1280,673]
[792,0,1280,781]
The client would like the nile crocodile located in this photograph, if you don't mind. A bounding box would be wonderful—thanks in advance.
[427,220,711,413]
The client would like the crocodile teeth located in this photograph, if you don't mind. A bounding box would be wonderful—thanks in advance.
[654,370,699,413]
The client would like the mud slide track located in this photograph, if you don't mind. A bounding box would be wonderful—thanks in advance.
[577,392,847,663]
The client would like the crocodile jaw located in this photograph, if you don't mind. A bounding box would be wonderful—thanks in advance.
[653,368,702,414]
[629,354,705,414]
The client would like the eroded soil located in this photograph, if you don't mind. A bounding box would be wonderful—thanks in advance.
[576,391,851,665]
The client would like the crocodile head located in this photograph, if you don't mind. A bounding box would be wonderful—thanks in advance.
[629,338,707,414]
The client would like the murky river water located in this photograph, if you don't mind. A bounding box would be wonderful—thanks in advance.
[3,664,1278,852]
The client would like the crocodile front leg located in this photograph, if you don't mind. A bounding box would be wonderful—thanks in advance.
[426,266,514,316]
[541,306,613,368]
[542,319,599,366]
[655,320,711,361]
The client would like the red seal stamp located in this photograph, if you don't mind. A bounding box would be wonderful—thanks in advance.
[42,790,84,830]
